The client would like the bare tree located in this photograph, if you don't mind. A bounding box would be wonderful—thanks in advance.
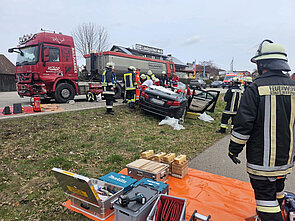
[72,23,109,56]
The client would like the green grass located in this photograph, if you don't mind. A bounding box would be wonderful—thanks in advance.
[0,97,227,220]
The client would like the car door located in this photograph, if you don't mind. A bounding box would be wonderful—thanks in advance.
[188,89,220,113]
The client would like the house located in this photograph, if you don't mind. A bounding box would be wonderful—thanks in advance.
[0,54,16,92]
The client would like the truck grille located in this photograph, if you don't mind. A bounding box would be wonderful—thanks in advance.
[17,73,32,83]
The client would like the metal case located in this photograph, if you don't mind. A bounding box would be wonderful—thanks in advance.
[126,159,169,182]
[52,168,124,220]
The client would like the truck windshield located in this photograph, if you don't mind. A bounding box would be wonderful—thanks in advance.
[16,45,39,66]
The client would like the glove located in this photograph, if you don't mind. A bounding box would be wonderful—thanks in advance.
[228,151,241,164]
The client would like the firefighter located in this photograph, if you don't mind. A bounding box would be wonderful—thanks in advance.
[140,74,147,84]
[228,40,295,221]
[124,66,137,109]
[216,77,243,133]
[146,70,155,80]
[102,62,116,115]
[135,68,141,103]
[243,76,253,91]
[153,77,161,86]
[141,77,153,92]
[171,72,179,90]
[160,71,169,87]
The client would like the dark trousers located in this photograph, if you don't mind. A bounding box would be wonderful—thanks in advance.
[104,94,114,112]
[220,113,236,129]
[126,90,136,108]
[250,177,285,221]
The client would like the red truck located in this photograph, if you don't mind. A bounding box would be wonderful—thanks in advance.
[8,31,176,103]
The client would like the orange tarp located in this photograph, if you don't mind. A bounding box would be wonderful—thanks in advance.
[63,168,256,220]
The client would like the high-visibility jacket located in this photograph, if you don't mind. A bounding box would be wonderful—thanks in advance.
[102,69,116,95]
[135,71,141,100]
[171,75,179,87]
[124,71,137,90]
[229,71,295,177]
[223,85,243,115]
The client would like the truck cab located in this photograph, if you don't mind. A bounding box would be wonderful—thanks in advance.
[9,32,83,102]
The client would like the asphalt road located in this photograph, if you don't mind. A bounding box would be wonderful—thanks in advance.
[189,135,295,192]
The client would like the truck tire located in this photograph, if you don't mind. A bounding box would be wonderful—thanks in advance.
[114,84,122,99]
[54,83,75,103]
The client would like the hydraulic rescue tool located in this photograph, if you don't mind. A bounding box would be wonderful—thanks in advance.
[118,192,147,207]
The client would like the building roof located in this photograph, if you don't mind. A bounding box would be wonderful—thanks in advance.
[0,54,15,75]
[168,55,188,67]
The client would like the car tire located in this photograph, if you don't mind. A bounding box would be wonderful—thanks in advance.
[175,106,187,123]
[54,83,75,103]
[114,84,122,99]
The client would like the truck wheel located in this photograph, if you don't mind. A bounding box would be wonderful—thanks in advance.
[114,84,122,99]
[86,91,96,102]
[54,83,75,103]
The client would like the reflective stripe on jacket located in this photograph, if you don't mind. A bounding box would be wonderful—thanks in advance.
[102,69,115,87]
[124,72,137,90]
[223,86,243,114]
[229,71,295,177]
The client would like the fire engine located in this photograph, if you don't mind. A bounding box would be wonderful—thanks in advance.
[8,31,176,103]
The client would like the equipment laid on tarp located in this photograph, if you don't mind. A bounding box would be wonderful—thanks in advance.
[133,178,169,194]
[113,185,159,221]
[126,159,169,182]
[99,172,137,194]
[189,210,211,221]
[147,194,186,221]
[62,168,258,220]
[52,168,124,220]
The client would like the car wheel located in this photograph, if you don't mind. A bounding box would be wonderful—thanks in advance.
[175,106,187,123]
[55,83,75,103]
[114,84,122,99]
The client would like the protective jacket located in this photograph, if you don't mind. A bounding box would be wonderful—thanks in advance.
[223,85,243,114]
[124,71,137,90]
[102,69,116,95]
[161,75,169,87]
[229,71,295,177]
[171,75,179,87]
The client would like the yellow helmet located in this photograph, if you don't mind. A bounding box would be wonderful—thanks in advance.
[232,77,240,84]
[244,77,253,83]
[251,40,288,63]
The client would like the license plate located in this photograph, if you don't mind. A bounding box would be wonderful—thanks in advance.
[151,98,164,105]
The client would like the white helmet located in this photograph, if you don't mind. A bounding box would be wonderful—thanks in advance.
[106,62,114,69]
[162,71,166,75]
[140,74,147,79]
[147,70,153,75]
[128,66,136,71]
[153,77,160,82]
[244,77,253,83]
[232,77,240,84]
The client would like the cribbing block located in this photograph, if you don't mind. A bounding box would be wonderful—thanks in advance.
[141,150,154,159]
[163,153,176,163]
[153,152,166,162]
[174,155,187,165]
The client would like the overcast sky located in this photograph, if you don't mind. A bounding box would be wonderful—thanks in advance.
[1,0,294,73]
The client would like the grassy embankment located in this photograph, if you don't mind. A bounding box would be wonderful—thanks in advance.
[0,97,227,220]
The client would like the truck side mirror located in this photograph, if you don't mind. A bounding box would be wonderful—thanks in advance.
[43,48,49,62]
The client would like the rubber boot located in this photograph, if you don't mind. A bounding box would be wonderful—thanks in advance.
[216,128,226,134]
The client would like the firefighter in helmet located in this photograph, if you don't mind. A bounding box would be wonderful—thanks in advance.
[243,76,253,91]
[123,66,137,109]
[160,71,169,87]
[102,62,116,115]
[146,70,155,80]
[228,40,295,221]
[216,76,243,133]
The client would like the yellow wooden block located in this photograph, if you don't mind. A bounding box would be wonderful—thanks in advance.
[163,153,176,163]
[141,150,154,159]
[153,152,166,162]
[174,155,187,165]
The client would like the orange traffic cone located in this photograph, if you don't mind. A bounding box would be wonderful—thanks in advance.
[33,97,41,112]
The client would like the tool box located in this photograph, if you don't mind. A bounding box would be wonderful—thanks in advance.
[99,172,137,194]
[113,184,159,221]
[52,168,124,220]
[126,159,169,182]
[133,178,169,194]
[147,194,186,221]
